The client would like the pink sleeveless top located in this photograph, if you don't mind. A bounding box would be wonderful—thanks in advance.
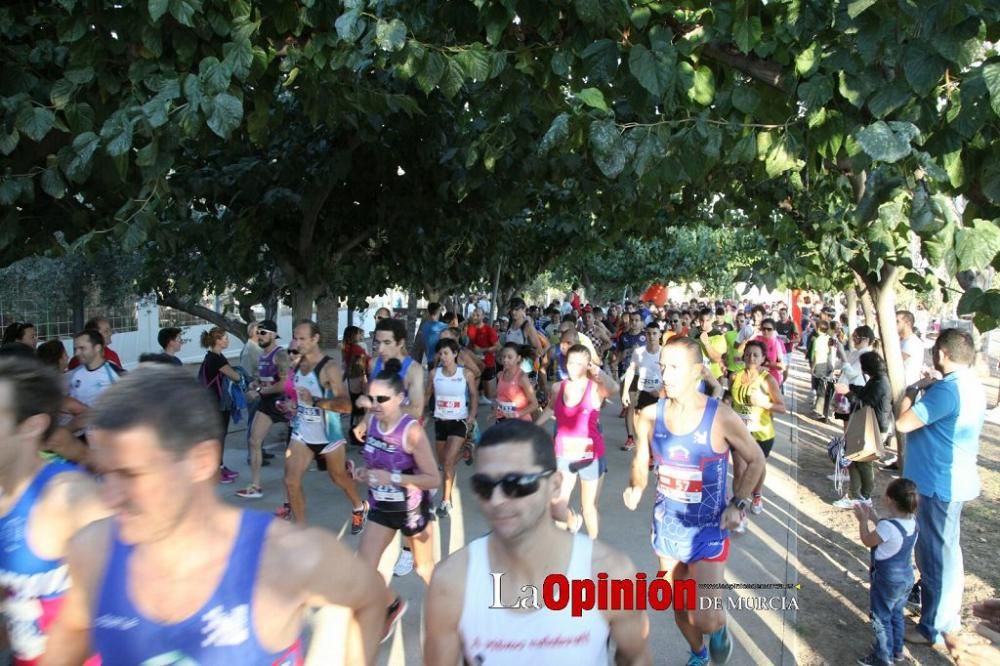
[553,380,604,462]
[495,369,531,421]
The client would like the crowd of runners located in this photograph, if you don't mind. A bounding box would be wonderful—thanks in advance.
[0,293,996,666]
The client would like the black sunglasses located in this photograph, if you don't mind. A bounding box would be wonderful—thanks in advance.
[288,349,300,356]
[366,394,393,404]
[762,327,774,331]
[470,470,555,500]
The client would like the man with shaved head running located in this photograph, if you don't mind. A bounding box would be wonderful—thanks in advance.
[625,336,766,666]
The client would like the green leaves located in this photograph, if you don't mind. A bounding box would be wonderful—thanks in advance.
[795,43,820,78]
[375,19,407,52]
[855,121,920,163]
[681,63,715,106]
[454,46,490,82]
[15,107,56,142]
[575,88,608,112]
[588,120,626,178]
[41,167,66,199]
[335,9,366,43]
[763,134,803,178]
[0,130,19,156]
[538,113,570,156]
[580,40,618,85]
[798,74,833,109]
[957,287,1000,332]
[628,44,676,97]
[100,112,134,158]
[206,92,243,139]
[734,17,763,55]
[149,0,169,22]
[955,219,1000,272]
[902,42,947,96]
[847,0,878,19]
[984,62,1000,117]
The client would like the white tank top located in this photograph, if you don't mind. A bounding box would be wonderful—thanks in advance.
[293,361,328,444]
[459,534,610,665]
[68,362,121,407]
[433,366,469,421]
[635,347,662,393]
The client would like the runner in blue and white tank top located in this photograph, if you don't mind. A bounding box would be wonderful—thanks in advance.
[624,336,766,666]
[42,367,391,665]
[282,321,368,533]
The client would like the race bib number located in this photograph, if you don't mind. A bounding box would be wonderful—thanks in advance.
[372,484,406,503]
[496,401,517,419]
[656,464,703,503]
[297,404,322,423]
[561,436,594,463]
[639,375,661,392]
[436,398,464,420]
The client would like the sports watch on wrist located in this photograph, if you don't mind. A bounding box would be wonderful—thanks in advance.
[731,497,750,512]
[391,472,402,485]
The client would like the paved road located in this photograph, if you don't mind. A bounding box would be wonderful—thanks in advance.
[219,380,803,666]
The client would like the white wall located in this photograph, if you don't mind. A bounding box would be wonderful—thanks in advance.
[59,301,384,369]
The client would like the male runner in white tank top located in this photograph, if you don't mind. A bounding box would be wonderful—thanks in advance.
[424,420,652,665]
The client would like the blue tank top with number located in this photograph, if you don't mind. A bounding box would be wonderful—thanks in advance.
[650,398,728,531]
[93,510,303,666]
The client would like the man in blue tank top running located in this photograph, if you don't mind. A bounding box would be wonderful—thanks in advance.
[624,337,766,666]
[0,358,110,666]
[41,368,390,666]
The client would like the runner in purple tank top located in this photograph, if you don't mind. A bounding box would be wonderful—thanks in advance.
[624,337,765,666]
[353,357,441,635]
[535,344,619,539]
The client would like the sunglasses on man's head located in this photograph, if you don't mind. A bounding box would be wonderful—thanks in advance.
[470,470,555,501]
[366,394,393,404]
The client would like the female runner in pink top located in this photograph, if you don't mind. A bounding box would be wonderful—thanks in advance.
[536,344,619,539]
[494,343,539,422]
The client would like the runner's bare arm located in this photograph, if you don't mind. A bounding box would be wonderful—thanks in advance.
[763,375,787,414]
[518,373,540,418]
[316,363,352,413]
[464,368,479,423]
[699,332,725,365]
[424,551,467,666]
[40,520,112,666]
[593,544,653,666]
[590,363,619,402]
[398,420,441,490]
[294,527,386,666]
[534,381,558,425]
[624,404,656,509]
[460,349,484,378]
[403,362,426,420]
[423,368,435,411]
[620,357,638,407]
[258,350,290,397]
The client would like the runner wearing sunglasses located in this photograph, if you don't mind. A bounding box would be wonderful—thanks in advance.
[424,419,652,665]
[353,358,441,632]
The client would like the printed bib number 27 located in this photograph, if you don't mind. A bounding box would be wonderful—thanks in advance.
[656,464,703,504]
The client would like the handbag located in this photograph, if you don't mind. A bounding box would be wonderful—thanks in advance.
[844,406,885,463]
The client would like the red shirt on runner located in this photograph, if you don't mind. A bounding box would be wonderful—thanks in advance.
[466,324,498,368]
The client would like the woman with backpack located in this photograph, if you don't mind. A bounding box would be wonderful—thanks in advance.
[200,326,243,484]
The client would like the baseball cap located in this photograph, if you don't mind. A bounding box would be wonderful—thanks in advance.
[258,320,280,337]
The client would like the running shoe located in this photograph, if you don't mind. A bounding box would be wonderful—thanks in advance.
[393,549,414,577]
[732,518,748,534]
[856,652,890,666]
[686,648,710,666]
[351,501,368,535]
[221,466,239,480]
[275,503,292,521]
[381,596,408,644]
[436,501,452,518]
[235,485,263,499]
[831,496,855,509]
[263,450,276,460]
[621,436,635,452]
[708,624,733,664]
[751,494,763,515]
[461,442,473,465]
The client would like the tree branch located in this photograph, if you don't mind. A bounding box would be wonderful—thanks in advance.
[701,44,786,90]
[156,293,249,342]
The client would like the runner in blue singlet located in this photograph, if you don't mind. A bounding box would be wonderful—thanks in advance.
[624,337,766,666]
[41,367,391,665]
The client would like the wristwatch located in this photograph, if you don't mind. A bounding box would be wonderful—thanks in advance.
[731,497,750,512]
[391,472,402,485]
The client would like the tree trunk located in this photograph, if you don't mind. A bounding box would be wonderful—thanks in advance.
[865,266,906,469]
[347,304,355,327]
[70,280,86,332]
[406,293,419,347]
[264,294,279,322]
[490,257,503,324]
[316,293,340,349]
[846,289,859,334]
[291,284,319,323]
